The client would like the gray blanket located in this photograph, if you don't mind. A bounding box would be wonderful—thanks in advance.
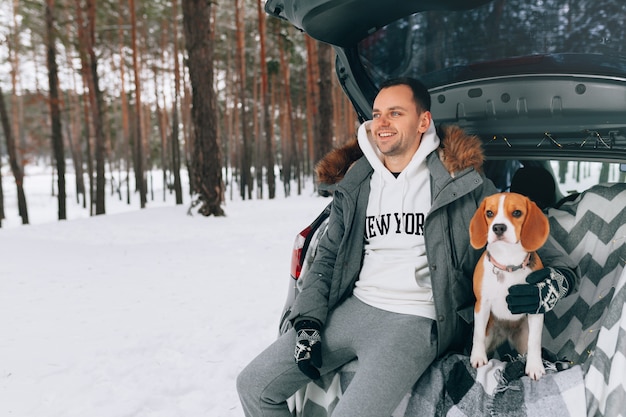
[397,354,585,417]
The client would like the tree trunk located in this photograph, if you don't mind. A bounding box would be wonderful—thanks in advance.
[9,0,23,163]
[253,70,262,199]
[75,0,107,215]
[335,80,356,143]
[8,0,27,222]
[65,110,86,207]
[279,86,291,197]
[257,0,276,199]
[235,0,253,200]
[305,36,318,177]
[182,81,193,196]
[117,0,132,205]
[46,0,66,220]
[0,85,28,224]
[129,0,146,208]
[154,66,168,202]
[278,27,299,196]
[170,0,183,204]
[79,70,95,215]
[224,50,234,198]
[88,0,106,215]
[64,59,86,207]
[182,0,224,216]
[315,41,334,165]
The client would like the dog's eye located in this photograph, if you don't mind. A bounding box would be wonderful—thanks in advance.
[512,210,522,218]
[486,210,494,218]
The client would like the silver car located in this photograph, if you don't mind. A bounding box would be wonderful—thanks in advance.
[269,1,626,416]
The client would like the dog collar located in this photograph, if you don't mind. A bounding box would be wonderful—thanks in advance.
[487,251,531,272]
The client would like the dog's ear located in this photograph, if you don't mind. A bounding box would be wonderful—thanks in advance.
[469,198,489,249]
[520,197,550,251]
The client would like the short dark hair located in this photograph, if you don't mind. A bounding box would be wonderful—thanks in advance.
[378,77,431,112]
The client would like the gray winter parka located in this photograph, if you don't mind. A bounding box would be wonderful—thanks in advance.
[288,126,579,356]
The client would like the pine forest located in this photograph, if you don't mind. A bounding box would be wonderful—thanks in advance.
[0,0,357,223]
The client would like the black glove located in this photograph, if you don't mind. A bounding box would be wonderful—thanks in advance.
[294,319,322,379]
[507,267,572,314]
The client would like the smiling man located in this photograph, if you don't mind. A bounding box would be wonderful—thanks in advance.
[370,81,432,172]
[236,77,579,417]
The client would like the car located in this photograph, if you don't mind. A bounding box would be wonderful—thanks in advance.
[266,1,626,416]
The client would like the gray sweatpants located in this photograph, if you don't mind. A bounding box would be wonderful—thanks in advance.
[237,296,437,417]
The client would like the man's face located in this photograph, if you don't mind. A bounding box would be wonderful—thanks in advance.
[371,85,431,163]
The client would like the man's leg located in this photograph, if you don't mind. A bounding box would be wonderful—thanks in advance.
[237,329,311,417]
[237,304,358,417]
[330,299,438,417]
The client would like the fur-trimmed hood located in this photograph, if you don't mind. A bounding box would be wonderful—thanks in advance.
[315,124,485,187]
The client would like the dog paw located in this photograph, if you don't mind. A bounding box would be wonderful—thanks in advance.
[470,350,488,368]
[525,360,545,380]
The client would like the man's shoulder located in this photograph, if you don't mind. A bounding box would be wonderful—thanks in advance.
[338,157,372,188]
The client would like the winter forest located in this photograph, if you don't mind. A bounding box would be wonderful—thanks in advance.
[1,0,626,227]
[0,0,357,226]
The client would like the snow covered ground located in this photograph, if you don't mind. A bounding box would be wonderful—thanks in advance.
[1,161,619,416]
[0,168,330,417]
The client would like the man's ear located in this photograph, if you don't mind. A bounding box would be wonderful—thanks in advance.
[418,111,432,134]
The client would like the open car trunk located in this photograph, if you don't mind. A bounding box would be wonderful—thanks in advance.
[266,1,626,416]
[266,0,626,163]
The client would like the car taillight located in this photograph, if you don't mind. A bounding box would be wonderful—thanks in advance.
[290,226,312,280]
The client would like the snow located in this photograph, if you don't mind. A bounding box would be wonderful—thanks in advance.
[1,161,620,416]
[0,169,330,417]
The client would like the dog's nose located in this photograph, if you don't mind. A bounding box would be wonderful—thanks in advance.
[492,223,507,236]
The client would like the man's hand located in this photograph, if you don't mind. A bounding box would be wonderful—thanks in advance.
[294,319,322,379]
[507,267,571,314]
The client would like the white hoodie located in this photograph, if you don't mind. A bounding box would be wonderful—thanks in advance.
[353,120,440,319]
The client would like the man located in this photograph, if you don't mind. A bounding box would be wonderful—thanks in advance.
[237,77,579,417]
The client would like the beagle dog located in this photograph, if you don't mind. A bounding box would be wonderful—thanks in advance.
[468,192,550,380]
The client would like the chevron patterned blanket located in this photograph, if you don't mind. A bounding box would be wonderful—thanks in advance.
[546,183,626,417]
[288,183,626,417]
